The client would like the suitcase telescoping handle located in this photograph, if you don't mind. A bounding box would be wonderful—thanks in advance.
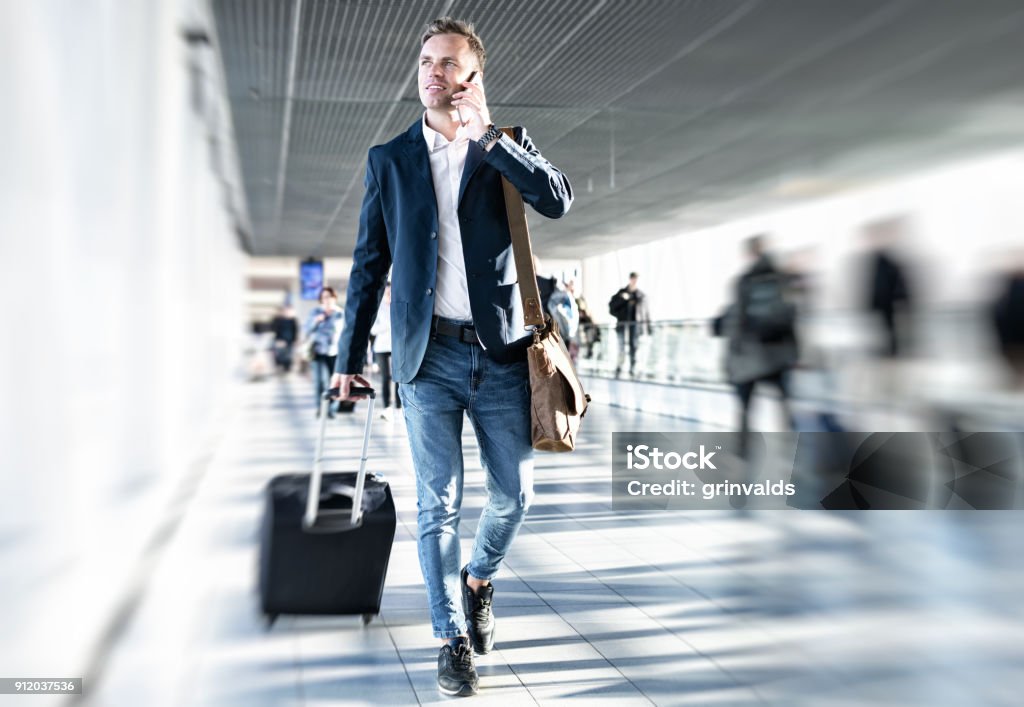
[303,385,376,532]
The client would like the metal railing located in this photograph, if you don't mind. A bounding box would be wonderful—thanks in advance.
[575,319,727,385]
[572,307,1003,388]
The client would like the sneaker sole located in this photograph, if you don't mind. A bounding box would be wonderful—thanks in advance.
[438,682,478,697]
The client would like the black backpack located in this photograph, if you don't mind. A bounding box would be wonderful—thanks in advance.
[608,291,629,320]
[742,273,795,342]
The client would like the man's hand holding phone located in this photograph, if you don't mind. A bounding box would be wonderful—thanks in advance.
[452,71,492,142]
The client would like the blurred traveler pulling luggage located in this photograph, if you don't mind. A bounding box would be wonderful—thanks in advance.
[258,386,396,626]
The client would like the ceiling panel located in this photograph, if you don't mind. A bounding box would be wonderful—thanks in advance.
[211,0,1024,258]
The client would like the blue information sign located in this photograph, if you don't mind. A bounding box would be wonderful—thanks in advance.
[300,259,324,300]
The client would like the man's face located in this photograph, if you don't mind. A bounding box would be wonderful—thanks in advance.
[628,276,638,291]
[418,34,478,111]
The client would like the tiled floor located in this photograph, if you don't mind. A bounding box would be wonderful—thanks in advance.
[86,375,1024,706]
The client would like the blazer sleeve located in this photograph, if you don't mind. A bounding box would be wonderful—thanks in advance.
[336,150,393,375]
[483,127,573,219]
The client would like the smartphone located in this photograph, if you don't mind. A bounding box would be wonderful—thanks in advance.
[455,71,478,126]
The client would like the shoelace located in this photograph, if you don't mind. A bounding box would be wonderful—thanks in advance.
[451,643,473,671]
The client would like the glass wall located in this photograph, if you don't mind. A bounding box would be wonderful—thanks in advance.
[0,0,247,680]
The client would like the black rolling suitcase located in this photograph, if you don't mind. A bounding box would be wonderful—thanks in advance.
[258,386,396,626]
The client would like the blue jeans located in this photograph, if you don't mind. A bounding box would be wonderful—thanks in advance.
[616,321,639,375]
[400,325,534,638]
[311,353,337,412]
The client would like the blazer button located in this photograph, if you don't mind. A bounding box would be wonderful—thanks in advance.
[430,231,437,239]
[426,288,433,295]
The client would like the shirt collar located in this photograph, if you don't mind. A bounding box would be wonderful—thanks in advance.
[422,113,469,152]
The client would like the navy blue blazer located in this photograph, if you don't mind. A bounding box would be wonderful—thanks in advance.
[336,119,573,384]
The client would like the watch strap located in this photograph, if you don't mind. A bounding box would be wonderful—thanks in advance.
[477,124,502,150]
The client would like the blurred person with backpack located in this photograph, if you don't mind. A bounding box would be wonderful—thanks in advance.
[717,236,798,454]
[609,272,650,378]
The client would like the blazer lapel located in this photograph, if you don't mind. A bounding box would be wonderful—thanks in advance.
[401,120,434,195]
[457,140,485,207]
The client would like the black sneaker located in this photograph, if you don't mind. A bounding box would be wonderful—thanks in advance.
[437,637,478,696]
[460,567,495,655]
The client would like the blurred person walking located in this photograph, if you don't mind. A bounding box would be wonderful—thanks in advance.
[535,258,557,316]
[246,322,275,381]
[547,279,580,363]
[329,17,573,696]
[535,263,578,358]
[609,272,650,377]
[556,279,582,363]
[862,218,914,357]
[720,236,799,455]
[370,282,401,418]
[305,286,344,418]
[992,251,1024,387]
[270,304,299,374]
[574,283,600,359]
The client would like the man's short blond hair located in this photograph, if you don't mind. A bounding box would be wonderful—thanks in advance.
[421,17,486,72]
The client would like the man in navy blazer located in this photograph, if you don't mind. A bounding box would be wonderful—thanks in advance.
[331,17,572,696]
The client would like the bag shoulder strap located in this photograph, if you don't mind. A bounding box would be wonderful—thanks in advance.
[498,127,545,329]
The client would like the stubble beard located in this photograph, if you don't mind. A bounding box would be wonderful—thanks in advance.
[424,93,452,112]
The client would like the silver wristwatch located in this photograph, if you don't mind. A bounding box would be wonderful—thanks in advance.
[477,124,502,150]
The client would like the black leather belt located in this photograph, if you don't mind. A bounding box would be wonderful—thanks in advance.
[431,316,479,345]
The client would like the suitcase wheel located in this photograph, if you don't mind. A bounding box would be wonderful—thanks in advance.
[361,613,374,626]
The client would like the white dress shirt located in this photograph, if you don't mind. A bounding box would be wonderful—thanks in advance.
[422,114,473,321]
[370,300,392,353]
